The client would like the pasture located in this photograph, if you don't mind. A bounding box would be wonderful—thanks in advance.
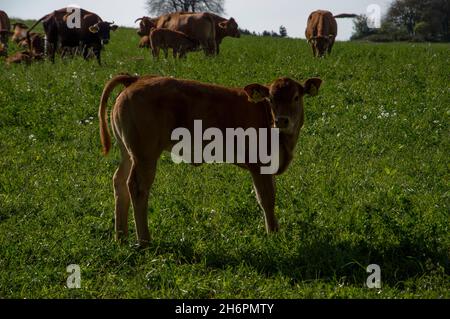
[0,25,449,298]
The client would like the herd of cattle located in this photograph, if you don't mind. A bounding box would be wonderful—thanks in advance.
[0,7,350,65]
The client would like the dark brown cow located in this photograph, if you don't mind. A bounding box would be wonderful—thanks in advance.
[98,74,322,247]
[305,10,337,57]
[150,28,198,59]
[0,10,11,56]
[27,7,117,64]
[136,13,216,55]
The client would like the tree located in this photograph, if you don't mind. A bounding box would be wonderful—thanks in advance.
[146,0,225,16]
[279,25,287,38]
[351,15,373,40]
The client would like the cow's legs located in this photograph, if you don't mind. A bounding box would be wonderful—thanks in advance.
[328,39,335,55]
[128,157,158,247]
[163,48,169,59]
[151,46,159,59]
[250,170,279,233]
[113,140,132,242]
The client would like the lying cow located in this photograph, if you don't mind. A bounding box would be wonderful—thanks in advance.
[305,10,337,57]
[150,28,198,59]
[98,74,322,247]
[11,22,29,43]
[139,35,150,48]
[6,51,32,64]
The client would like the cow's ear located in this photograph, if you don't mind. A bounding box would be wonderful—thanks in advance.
[244,84,270,103]
[303,78,322,97]
[89,25,99,33]
[111,25,118,31]
[218,21,227,29]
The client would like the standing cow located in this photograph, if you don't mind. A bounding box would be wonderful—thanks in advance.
[27,7,117,64]
[0,10,11,57]
[136,13,240,56]
[305,10,338,57]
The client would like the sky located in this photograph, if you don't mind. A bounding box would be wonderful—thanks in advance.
[0,0,394,41]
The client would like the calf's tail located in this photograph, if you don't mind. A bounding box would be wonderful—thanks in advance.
[99,74,139,155]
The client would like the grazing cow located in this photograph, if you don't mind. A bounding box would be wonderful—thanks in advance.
[150,28,198,59]
[305,10,338,57]
[139,35,150,48]
[98,74,322,247]
[136,13,216,56]
[0,10,11,57]
[27,7,118,64]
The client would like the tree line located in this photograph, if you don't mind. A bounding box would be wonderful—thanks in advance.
[352,0,450,42]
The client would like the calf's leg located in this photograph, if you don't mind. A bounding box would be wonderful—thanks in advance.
[250,170,279,233]
[127,157,159,247]
[113,141,132,242]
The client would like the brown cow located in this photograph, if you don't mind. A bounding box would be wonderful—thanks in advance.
[208,13,240,54]
[136,13,216,56]
[150,28,198,59]
[0,10,11,57]
[305,10,337,57]
[98,74,322,247]
[136,13,239,55]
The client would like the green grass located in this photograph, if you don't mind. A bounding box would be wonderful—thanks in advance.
[0,25,449,299]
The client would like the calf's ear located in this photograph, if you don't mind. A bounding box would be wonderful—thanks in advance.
[111,25,119,31]
[303,78,322,97]
[219,21,227,29]
[89,25,99,33]
[244,84,270,103]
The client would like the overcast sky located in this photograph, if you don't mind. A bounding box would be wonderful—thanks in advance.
[0,0,393,40]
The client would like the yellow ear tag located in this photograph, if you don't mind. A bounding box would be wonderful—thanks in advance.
[251,91,265,103]
[309,84,318,97]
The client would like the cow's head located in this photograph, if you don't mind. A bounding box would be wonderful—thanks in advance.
[89,21,118,45]
[11,23,29,43]
[135,17,156,37]
[244,77,322,134]
[310,35,334,57]
[218,18,240,38]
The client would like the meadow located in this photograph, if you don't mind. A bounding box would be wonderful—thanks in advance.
[0,25,449,298]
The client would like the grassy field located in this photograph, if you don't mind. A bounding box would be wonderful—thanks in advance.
[0,25,449,299]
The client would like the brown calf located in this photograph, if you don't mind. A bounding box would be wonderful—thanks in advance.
[99,74,322,247]
[150,28,198,59]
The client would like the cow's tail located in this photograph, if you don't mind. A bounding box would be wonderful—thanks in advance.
[99,74,139,156]
[334,14,358,19]
[26,14,49,52]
